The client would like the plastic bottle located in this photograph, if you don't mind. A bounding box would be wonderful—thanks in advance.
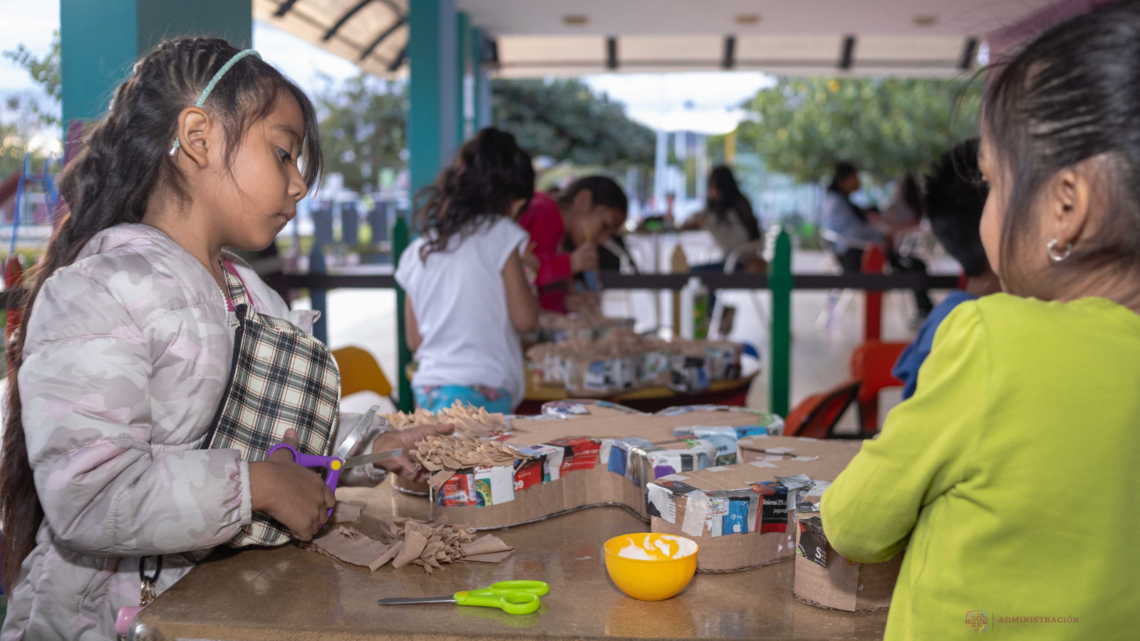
[679,276,710,339]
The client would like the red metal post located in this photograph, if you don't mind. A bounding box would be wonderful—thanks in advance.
[862,246,884,341]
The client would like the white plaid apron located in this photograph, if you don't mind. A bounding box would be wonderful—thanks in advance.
[203,264,341,546]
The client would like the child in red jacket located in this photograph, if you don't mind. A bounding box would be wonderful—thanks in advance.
[519,176,627,313]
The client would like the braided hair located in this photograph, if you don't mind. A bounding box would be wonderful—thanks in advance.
[0,37,323,590]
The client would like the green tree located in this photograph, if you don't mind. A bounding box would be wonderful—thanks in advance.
[737,77,980,183]
[2,31,62,179]
[493,79,655,169]
[313,73,407,193]
[3,30,62,128]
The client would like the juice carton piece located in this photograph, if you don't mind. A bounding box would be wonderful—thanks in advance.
[547,437,603,475]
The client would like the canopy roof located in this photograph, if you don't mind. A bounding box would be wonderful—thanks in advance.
[255,0,1058,78]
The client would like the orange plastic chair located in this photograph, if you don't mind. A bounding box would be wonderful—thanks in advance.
[783,380,861,439]
[331,346,393,400]
[849,340,908,434]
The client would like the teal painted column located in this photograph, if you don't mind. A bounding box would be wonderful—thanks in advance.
[470,27,484,134]
[769,230,792,417]
[393,218,414,412]
[408,0,458,198]
[61,0,252,126]
[475,30,492,129]
[455,12,468,144]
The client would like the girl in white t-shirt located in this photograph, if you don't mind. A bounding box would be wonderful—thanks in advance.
[395,128,539,412]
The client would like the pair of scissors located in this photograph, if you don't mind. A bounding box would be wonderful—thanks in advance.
[266,407,402,516]
[378,580,549,616]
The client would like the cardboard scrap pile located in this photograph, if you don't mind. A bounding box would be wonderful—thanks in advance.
[306,509,515,574]
[385,402,512,438]
[413,434,533,491]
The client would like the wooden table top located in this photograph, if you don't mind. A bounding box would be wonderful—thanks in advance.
[132,480,888,641]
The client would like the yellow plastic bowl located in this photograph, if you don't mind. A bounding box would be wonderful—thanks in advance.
[603,533,698,601]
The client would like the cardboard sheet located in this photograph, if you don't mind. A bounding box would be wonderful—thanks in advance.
[306,516,515,574]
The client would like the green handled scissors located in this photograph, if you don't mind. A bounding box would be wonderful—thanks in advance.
[378,580,549,616]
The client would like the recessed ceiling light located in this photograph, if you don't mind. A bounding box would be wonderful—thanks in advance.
[912,14,938,27]
[735,14,761,26]
[563,15,588,27]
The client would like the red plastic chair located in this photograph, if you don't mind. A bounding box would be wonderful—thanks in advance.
[849,340,908,434]
[783,380,861,439]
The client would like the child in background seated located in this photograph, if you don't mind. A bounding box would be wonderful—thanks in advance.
[824,3,1140,639]
[397,128,539,413]
[518,176,628,313]
[892,138,1001,400]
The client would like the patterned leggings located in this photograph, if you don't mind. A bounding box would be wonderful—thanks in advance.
[412,385,513,413]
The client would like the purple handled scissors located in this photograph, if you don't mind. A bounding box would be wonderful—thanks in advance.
[265,443,402,516]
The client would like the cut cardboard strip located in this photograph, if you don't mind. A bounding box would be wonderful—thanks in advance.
[464,550,516,563]
[331,501,364,524]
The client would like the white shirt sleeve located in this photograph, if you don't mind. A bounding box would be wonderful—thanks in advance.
[395,238,425,294]
[486,218,530,272]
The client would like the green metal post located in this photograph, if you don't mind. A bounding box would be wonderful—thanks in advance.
[394,217,414,412]
[769,230,792,417]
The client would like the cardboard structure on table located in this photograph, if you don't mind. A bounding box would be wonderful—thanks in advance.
[392,405,873,574]
[399,409,774,529]
[649,438,862,572]
[793,511,902,611]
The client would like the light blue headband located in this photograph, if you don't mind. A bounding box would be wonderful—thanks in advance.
[170,49,262,154]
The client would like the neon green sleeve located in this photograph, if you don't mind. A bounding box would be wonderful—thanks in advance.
[821,303,986,563]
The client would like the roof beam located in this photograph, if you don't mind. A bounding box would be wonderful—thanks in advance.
[839,35,856,70]
[360,16,406,60]
[959,37,979,71]
[722,36,736,70]
[486,38,499,65]
[274,0,301,18]
[606,36,618,70]
[324,0,374,41]
[388,45,407,72]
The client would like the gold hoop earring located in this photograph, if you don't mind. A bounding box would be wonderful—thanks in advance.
[1047,239,1072,262]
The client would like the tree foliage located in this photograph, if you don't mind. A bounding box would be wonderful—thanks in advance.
[3,30,62,127]
[737,77,981,183]
[312,74,407,193]
[493,79,654,169]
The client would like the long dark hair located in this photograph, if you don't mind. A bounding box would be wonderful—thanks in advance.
[984,0,1140,295]
[827,160,868,222]
[924,139,990,277]
[415,127,534,260]
[707,165,761,241]
[828,161,858,194]
[0,37,322,590]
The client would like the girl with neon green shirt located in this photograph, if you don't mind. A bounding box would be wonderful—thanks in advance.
[823,3,1140,639]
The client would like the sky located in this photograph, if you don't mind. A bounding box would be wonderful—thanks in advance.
[0,4,772,139]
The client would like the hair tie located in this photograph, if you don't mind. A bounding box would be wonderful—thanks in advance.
[170,49,262,155]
